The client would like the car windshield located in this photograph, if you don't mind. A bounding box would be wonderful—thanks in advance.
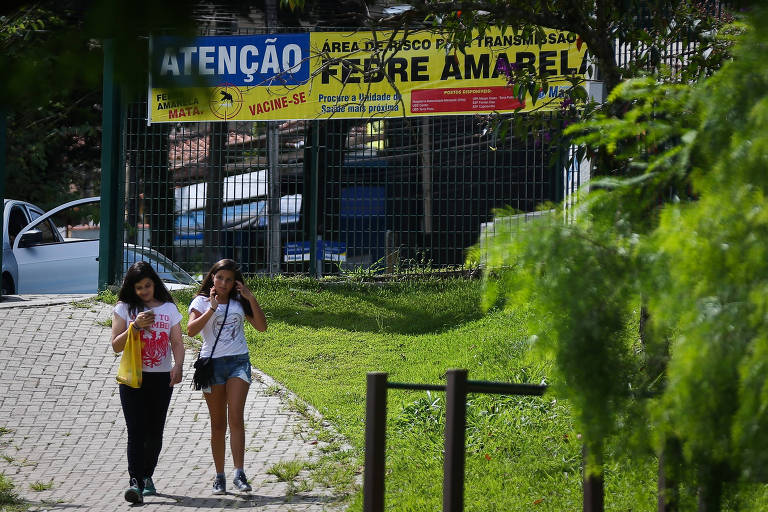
[124,247,198,286]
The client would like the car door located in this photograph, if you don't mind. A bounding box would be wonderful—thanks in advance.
[13,197,100,294]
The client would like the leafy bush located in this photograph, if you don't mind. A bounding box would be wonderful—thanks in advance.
[475,6,768,507]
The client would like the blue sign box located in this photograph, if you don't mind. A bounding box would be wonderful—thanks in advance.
[284,240,347,263]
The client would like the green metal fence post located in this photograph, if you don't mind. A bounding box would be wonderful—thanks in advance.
[267,0,282,275]
[309,120,319,277]
[0,108,6,298]
[554,117,565,204]
[99,39,124,291]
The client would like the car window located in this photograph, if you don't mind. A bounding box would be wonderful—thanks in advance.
[24,205,62,244]
[124,248,198,286]
[28,206,45,220]
[35,217,60,243]
[8,206,30,246]
[47,203,100,242]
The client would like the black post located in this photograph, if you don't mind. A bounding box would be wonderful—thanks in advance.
[364,372,388,512]
[658,436,681,512]
[696,463,726,512]
[583,444,604,512]
[444,369,468,512]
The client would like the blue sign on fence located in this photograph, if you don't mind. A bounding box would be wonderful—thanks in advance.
[284,240,347,263]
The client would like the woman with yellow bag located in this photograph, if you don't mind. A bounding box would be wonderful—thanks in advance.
[111,261,185,504]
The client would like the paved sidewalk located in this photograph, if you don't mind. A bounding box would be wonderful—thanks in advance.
[0,296,349,511]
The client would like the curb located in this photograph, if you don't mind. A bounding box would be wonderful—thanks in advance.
[0,294,97,309]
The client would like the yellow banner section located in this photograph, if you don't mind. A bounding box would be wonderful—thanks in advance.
[149,28,587,123]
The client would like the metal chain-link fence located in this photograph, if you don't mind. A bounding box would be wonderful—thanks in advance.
[123,102,565,278]
[121,22,574,279]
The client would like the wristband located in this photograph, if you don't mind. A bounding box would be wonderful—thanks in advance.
[209,306,218,313]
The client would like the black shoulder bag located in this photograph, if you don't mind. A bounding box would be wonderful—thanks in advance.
[191,300,230,390]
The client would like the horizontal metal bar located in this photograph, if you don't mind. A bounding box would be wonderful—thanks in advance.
[466,381,547,396]
[387,380,547,396]
[387,382,446,392]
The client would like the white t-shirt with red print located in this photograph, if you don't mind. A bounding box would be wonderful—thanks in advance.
[114,301,183,373]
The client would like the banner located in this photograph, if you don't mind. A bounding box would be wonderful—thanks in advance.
[148,28,587,123]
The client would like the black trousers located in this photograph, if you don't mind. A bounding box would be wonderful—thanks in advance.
[119,372,173,488]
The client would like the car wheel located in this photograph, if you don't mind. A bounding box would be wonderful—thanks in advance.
[2,274,15,295]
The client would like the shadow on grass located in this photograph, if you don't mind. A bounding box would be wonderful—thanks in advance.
[265,281,486,335]
[177,276,498,336]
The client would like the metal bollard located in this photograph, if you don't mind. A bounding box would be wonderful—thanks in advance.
[582,444,604,512]
[444,369,468,512]
[364,372,388,512]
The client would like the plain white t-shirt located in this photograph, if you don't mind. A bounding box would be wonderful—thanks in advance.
[114,301,182,372]
[189,295,249,358]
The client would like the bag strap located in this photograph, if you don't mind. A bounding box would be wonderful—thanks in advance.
[203,299,230,360]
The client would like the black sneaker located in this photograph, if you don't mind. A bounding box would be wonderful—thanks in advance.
[212,475,226,495]
[124,478,144,504]
[233,472,252,492]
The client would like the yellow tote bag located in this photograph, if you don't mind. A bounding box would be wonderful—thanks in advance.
[116,322,143,388]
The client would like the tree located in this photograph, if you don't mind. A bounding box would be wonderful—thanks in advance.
[0,0,303,212]
[475,5,768,509]
[1,5,102,207]
[0,1,196,207]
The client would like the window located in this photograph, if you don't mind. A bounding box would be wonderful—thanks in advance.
[27,206,60,243]
[8,206,29,247]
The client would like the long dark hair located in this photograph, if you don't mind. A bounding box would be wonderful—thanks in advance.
[118,261,175,316]
[197,259,253,317]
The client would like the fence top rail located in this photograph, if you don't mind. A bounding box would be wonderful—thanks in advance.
[386,380,547,396]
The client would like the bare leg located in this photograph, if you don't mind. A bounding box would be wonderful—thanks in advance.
[204,385,228,473]
[225,377,250,469]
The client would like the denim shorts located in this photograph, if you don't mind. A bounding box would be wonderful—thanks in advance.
[203,353,252,393]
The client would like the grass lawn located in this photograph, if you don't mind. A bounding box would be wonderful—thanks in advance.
[173,276,661,511]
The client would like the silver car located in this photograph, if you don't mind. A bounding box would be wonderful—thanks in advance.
[4,197,197,294]
[2,198,59,294]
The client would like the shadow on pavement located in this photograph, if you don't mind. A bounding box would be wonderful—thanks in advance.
[152,492,343,508]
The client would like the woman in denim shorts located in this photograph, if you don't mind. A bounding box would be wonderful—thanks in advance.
[187,259,267,494]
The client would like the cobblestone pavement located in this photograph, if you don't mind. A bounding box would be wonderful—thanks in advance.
[0,295,349,511]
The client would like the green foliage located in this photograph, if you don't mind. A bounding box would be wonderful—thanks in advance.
[0,473,23,508]
[0,1,199,106]
[476,206,647,464]
[0,1,200,206]
[267,459,305,482]
[1,6,103,206]
[474,4,768,506]
[649,6,768,485]
[29,480,53,492]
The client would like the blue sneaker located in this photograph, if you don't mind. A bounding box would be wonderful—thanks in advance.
[212,475,226,495]
[124,478,143,504]
[233,471,252,492]
[142,476,156,496]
